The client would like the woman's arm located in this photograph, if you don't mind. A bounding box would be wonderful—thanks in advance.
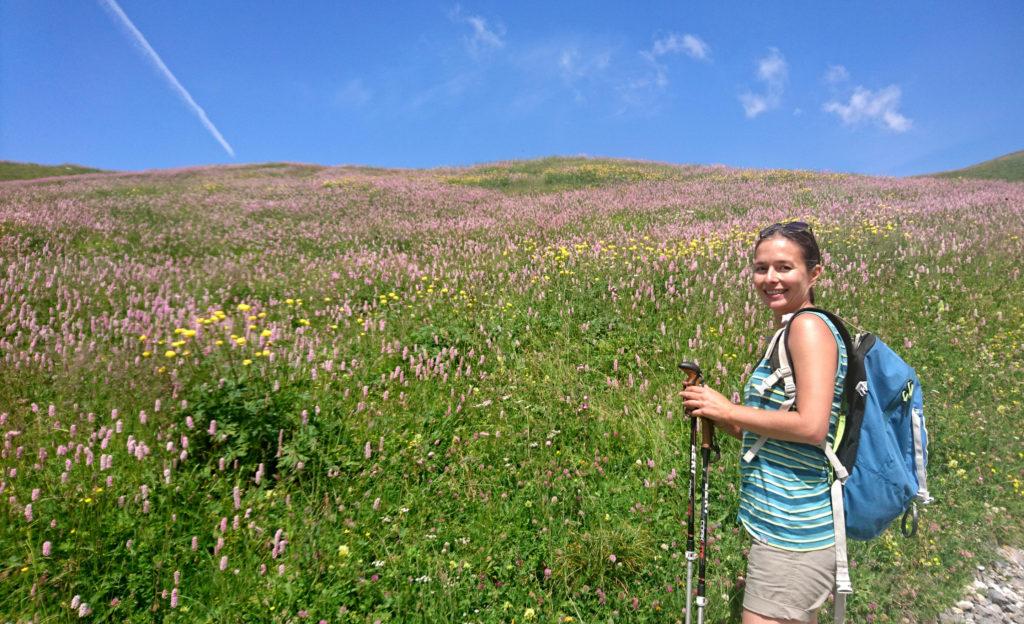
[681,313,838,445]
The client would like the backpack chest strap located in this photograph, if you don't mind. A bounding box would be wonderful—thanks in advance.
[758,322,797,399]
[752,366,794,396]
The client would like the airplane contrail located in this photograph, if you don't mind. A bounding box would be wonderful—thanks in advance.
[99,0,235,157]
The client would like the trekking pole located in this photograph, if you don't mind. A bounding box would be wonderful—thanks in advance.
[678,362,703,624]
[696,412,718,624]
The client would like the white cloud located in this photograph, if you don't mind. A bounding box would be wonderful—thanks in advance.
[557,46,611,81]
[824,85,912,132]
[450,6,504,56]
[823,64,849,84]
[466,16,504,50]
[739,48,787,118]
[739,93,769,118]
[638,50,670,89]
[626,31,710,102]
[651,33,710,60]
[757,48,788,83]
[334,79,372,107]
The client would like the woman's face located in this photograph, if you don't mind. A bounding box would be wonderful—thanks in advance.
[752,236,822,318]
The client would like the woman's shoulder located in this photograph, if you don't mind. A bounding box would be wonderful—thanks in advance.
[787,310,839,353]
[789,309,835,335]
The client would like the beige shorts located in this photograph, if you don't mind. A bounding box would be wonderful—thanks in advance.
[743,539,836,622]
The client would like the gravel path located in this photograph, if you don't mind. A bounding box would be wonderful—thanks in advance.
[932,546,1024,623]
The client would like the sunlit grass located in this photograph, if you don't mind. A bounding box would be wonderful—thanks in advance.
[0,160,1021,622]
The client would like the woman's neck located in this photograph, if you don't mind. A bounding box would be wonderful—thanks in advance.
[773,302,815,327]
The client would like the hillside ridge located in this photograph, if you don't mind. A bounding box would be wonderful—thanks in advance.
[931,150,1024,182]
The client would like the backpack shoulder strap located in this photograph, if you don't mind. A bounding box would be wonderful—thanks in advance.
[743,308,837,463]
[743,321,793,463]
[751,325,792,396]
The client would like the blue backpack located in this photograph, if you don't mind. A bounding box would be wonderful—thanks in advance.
[745,308,933,622]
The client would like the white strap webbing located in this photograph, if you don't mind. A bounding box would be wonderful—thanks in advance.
[742,436,767,463]
[910,407,934,504]
[753,366,790,395]
[743,326,796,463]
[824,445,853,624]
[753,327,791,393]
[775,331,797,398]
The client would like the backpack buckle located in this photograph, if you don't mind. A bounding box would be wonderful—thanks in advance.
[855,381,868,397]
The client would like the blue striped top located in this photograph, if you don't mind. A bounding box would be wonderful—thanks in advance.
[738,311,847,551]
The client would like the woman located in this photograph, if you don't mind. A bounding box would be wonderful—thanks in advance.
[681,222,847,624]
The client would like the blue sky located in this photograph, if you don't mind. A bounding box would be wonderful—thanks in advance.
[2,1,1022,176]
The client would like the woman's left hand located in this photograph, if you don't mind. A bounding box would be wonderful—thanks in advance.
[680,385,735,424]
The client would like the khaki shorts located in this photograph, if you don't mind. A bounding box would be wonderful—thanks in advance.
[743,539,836,622]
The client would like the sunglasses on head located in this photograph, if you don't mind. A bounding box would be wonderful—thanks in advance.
[758,221,811,239]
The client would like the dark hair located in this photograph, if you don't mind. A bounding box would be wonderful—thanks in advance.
[754,222,823,303]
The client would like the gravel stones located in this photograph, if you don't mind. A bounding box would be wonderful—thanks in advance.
[933,547,1024,624]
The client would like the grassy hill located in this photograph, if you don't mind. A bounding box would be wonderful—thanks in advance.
[0,158,1022,622]
[0,160,108,181]
[932,150,1024,182]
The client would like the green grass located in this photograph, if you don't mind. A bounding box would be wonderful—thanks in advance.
[931,150,1024,182]
[441,157,696,194]
[0,160,107,181]
[0,160,1022,623]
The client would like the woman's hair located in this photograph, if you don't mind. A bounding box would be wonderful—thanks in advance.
[754,221,822,303]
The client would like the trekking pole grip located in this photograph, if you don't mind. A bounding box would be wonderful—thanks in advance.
[678,361,703,391]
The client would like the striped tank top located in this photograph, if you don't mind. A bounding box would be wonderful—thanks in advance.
[738,311,848,551]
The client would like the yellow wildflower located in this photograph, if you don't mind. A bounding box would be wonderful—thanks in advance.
[164,351,177,359]
[237,303,251,312]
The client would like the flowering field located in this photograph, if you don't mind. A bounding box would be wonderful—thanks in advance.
[1,158,1022,623]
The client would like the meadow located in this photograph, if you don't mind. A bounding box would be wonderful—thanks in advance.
[0,158,1022,623]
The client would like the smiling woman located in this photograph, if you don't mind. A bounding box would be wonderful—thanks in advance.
[752,221,822,321]
[682,222,847,623]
